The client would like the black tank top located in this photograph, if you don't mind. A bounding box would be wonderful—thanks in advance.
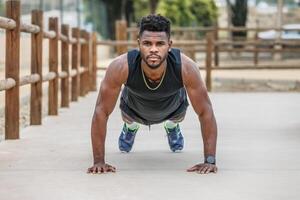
[120,48,189,125]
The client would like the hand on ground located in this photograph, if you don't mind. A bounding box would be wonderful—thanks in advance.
[187,163,217,174]
[87,162,116,174]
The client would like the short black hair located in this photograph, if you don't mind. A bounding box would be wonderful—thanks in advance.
[138,14,171,38]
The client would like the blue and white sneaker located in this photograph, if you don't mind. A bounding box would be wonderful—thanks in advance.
[118,123,139,153]
[164,123,184,152]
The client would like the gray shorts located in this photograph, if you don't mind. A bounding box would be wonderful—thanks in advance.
[121,109,186,125]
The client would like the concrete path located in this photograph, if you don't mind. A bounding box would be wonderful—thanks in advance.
[1,91,300,200]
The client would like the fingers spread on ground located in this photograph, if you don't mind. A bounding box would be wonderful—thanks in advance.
[101,167,105,173]
[214,167,218,173]
[94,167,100,174]
[110,166,116,172]
[106,164,116,172]
[106,167,114,172]
[187,165,199,172]
[200,167,208,174]
[205,167,212,174]
[92,167,98,174]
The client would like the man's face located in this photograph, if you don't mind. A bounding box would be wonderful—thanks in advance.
[138,31,172,69]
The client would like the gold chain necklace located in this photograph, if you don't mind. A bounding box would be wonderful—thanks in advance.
[142,66,166,91]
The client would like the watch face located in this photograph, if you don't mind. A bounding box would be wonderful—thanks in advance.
[206,156,215,164]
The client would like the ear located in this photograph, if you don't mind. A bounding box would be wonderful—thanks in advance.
[168,40,173,51]
[137,38,140,46]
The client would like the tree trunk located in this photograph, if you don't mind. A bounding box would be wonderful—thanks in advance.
[149,0,159,14]
[226,0,248,47]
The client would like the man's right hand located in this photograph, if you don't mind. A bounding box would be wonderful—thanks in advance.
[87,162,116,174]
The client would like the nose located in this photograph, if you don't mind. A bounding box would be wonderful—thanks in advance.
[150,45,158,53]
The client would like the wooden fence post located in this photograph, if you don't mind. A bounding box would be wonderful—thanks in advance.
[91,32,97,91]
[30,10,43,125]
[205,32,214,92]
[214,24,219,67]
[48,17,59,115]
[115,20,127,55]
[80,29,86,96]
[5,0,20,139]
[71,28,80,101]
[254,29,259,65]
[84,31,91,95]
[61,24,70,107]
[130,29,138,41]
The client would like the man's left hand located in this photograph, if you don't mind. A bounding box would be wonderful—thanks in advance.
[187,163,218,174]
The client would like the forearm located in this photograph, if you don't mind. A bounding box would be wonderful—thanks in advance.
[198,107,217,158]
[91,109,109,164]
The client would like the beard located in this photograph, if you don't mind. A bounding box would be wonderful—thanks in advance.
[141,54,168,69]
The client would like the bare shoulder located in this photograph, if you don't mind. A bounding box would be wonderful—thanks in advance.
[104,53,128,86]
[180,53,202,86]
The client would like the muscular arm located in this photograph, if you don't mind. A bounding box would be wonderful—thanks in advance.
[88,54,128,173]
[181,54,218,173]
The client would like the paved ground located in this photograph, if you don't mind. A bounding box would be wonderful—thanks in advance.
[1,91,300,200]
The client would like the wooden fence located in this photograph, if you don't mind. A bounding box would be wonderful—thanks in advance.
[0,0,98,140]
[97,20,300,91]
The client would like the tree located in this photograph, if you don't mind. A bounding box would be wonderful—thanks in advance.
[190,0,218,26]
[157,0,194,26]
[157,0,217,27]
[226,0,248,40]
[149,0,159,14]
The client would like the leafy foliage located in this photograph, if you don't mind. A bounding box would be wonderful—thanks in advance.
[156,0,217,27]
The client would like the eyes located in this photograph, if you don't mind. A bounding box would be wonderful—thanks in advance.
[142,41,166,47]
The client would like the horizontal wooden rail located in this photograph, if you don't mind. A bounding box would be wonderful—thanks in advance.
[99,66,300,72]
[98,39,300,47]
[97,40,207,46]
[43,30,56,39]
[70,69,77,77]
[97,40,136,46]
[79,67,88,74]
[80,38,87,44]
[42,72,56,82]
[215,40,300,46]
[199,66,300,70]
[218,27,300,32]
[69,38,77,44]
[0,78,16,91]
[58,71,68,78]
[59,33,68,42]
[1,70,87,90]
[97,67,107,71]
[19,74,40,86]
[127,27,215,32]
[20,22,40,33]
[127,26,300,33]
[217,48,300,53]
[178,47,300,53]
[0,16,16,30]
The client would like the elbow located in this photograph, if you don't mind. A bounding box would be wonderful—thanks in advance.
[198,104,214,121]
[92,106,109,125]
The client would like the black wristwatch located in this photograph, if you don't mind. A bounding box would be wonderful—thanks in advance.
[205,155,216,165]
